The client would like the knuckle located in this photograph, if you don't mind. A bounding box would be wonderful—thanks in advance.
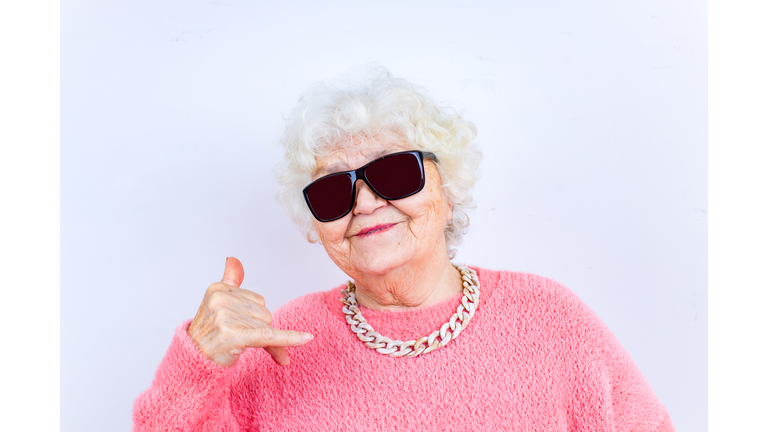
[215,320,238,338]
[208,282,235,294]
[207,291,228,308]
[253,293,265,304]
[206,282,224,294]
[212,321,229,337]
[240,289,265,306]
[212,307,229,322]
[259,326,277,343]
[256,305,273,325]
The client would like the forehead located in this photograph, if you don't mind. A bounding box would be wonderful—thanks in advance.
[313,138,412,178]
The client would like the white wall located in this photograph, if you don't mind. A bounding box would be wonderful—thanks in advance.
[61,1,706,430]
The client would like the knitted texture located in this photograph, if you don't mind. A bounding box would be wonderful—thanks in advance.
[133,267,675,431]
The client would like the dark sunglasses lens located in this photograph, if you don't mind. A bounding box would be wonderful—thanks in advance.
[365,153,423,199]
[305,174,354,221]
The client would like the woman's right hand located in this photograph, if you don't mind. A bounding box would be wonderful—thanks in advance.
[187,257,314,368]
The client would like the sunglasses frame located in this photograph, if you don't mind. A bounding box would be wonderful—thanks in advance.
[303,150,437,222]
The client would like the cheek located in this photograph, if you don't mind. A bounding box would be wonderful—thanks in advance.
[420,165,452,222]
[314,219,348,246]
[404,192,451,234]
[423,184,452,222]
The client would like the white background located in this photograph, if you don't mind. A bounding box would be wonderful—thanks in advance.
[60,1,706,431]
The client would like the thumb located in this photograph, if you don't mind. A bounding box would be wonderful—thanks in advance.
[222,256,244,288]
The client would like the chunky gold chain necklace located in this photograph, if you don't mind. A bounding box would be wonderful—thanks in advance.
[340,265,480,358]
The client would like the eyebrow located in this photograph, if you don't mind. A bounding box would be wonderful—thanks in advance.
[314,148,396,178]
[315,163,346,178]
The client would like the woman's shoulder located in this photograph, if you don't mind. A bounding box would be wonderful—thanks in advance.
[471,265,620,359]
[470,265,597,325]
[471,266,576,301]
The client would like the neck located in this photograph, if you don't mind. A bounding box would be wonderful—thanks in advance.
[352,256,462,311]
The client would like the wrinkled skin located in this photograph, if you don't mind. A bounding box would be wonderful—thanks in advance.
[188,257,313,367]
[189,137,461,368]
[311,139,462,311]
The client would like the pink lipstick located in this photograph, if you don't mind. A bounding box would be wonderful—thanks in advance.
[356,223,397,236]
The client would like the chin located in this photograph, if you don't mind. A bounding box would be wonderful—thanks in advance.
[352,249,412,277]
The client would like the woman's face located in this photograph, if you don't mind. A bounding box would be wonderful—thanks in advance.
[311,138,453,280]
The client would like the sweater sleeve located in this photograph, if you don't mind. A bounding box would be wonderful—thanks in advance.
[590,324,676,432]
[559,286,676,432]
[132,320,243,432]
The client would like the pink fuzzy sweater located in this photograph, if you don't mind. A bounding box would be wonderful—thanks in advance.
[133,267,674,431]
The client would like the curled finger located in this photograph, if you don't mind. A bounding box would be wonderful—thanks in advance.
[235,288,266,307]
[264,346,289,366]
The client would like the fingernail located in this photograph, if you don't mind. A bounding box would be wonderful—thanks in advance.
[302,333,314,341]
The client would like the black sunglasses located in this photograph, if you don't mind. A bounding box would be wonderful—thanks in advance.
[303,150,437,222]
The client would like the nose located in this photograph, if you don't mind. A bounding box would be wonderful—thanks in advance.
[352,179,386,216]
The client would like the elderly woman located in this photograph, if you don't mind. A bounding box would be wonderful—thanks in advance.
[133,68,675,431]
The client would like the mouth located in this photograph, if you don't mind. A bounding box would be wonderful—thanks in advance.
[356,223,397,237]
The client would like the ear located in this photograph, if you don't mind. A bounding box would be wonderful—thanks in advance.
[310,222,323,244]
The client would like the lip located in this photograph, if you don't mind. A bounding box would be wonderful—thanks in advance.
[355,223,397,237]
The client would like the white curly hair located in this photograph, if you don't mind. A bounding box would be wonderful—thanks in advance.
[275,65,482,259]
